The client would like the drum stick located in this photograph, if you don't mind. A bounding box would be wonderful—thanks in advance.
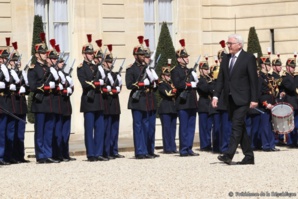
[253,107,265,114]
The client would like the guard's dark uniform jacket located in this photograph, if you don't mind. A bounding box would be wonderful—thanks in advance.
[126,61,157,112]
[197,75,212,113]
[158,80,176,114]
[28,61,54,113]
[171,64,197,110]
[14,70,29,115]
[259,71,276,111]
[280,72,298,109]
[77,61,104,112]
[102,71,121,115]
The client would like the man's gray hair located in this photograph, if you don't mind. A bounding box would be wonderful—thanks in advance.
[228,34,244,47]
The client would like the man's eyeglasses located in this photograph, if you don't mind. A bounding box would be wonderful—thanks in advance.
[226,42,239,46]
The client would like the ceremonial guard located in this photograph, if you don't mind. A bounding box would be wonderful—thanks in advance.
[125,36,158,159]
[280,58,298,148]
[171,39,199,157]
[258,56,279,151]
[0,45,11,165]
[269,56,284,145]
[158,60,178,154]
[197,60,213,151]
[77,34,107,161]
[3,38,20,163]
[10,42,30,163]
[59,50,75,161]
[215,45,232,153]
[101,44,125,159]
[28,33,59,163]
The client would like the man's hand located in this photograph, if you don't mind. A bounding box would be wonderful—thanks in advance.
[212,97,218,108]
[250,101,258,109]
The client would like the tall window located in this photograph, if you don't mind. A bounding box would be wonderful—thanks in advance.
[144,0,173,50]
[34,0,69,54]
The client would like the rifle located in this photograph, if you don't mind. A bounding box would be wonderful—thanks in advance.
[35,52,64,102]
[0,106,27,124]
[61,55,70,71]
[132,54,161,101]
[113,58,126,87]
[86,49,108,101]
[179,55,201,101]
[19,55,32,85]
[67,59,76,77]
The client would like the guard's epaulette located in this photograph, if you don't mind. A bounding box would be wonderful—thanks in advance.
[126,64,133,69]
[268,71,273,75]
[281,71,287,77]
[77,63,83,69]
[29,64,35,69]
[159,80,164,84]
[170,65,176,71]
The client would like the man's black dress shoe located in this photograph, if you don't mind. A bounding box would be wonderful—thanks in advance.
[20,159,30,163]
[64,157,76,161]
[172,150,179,153]
[112,154,125,158]
[87,157,97,162]
[145,154,155,159]
[46,158,60,163]
[236,159,255,165]
[149,154,160,158]
[0,160,10,165]
[189,152,200,156]
[135,155,146,159]
[9,159,20,164]
[271,148,280,151]
[97,156,109,161]
[37,158,47,164]
[217,155,232,164]
[163,151,173,154]
[104,156,115,160]
[180,153,189,157]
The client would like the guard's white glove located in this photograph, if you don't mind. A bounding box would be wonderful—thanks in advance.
[191,81,197,88]
[49,81,55,89]
[10,70,20,84]
[153,81,157,88]
[191,71,199,83]
[98,65,106,79]
[99,79,104,85]
[1,64,10,82]
[107,73,114,85]
[57,83,63,90]
[9,84,16,91]
[67,87,72,95]
[19,85,26,94]
[115,86,121,93]
[151,69,159,81]
[58,71,66,84]
[144,78,150,86]
[66,76,73,87]
[50,67,59,81]
[106,85,111,92]
[146,68,154,82]
[22,70,29,86]
[0,81,5,89]
[117,74,122,87]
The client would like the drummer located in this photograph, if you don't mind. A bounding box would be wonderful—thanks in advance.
[280,58,298,148]
[258,56,280,151]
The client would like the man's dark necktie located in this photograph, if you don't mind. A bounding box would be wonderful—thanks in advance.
[229,55,236,75]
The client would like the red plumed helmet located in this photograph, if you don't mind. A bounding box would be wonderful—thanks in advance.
[55,44,61,53]
[87,34,92,43]
[144,39,149,47]
[12,42,18,50]
[49,39,56,49]
[95,39,102,48]
[6,37,10,47]
[219,40,225,48]
[138,36,144,44]
[179,39,185,47]
[107,44,112,52]
[40,32,46,43]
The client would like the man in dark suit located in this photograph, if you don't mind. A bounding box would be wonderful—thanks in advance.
[212,34,258,165]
